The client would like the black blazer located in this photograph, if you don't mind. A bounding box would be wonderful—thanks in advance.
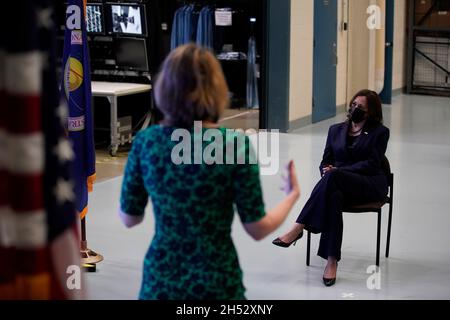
[320,121,390,177]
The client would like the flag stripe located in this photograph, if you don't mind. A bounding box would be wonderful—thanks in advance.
[2,95,42,134]
[0,273,51,300]
[0,173,44,212]
[0,207,47,249]
[4,51,42,95]
[0,131,44,174]
[0,173,45,212]
[0,247,15,282]
[16,248,50,275]
[0,50,5,90]
[0,169,6,206]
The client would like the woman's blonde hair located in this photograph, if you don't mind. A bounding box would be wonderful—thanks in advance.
[154,44,229,128]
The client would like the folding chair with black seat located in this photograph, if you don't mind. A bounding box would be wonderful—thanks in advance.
[306,156,394,267]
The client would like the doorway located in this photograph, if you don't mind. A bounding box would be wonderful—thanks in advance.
[313,0,338,123]
[347,0,390,104]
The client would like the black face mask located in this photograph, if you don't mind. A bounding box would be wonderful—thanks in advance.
[350,107,367,124]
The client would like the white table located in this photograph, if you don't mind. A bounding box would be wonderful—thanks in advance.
[91,81,152,156]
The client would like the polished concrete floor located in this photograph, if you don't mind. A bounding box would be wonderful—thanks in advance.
[94,108,259,183]
[85,94,450,300]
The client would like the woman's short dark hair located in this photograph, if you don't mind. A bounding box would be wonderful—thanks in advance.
[349,89,383,124]
[154,44,229,128]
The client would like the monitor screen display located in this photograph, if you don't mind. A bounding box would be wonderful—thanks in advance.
[115,38,149,71]
[86,4,104,34]
[111,4,145,35]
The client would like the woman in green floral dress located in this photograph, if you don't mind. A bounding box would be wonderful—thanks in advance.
[119,44,300,300]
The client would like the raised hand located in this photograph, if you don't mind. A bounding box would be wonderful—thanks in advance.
[281,161,300,199]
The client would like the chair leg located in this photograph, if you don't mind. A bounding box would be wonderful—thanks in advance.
[376,209,381,267]
[386,202,393,258]
[306,230,311,266]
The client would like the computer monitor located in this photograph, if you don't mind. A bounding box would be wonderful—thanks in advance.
[115,37,149,71]
[86,4,104,34]
[110,4,147,36]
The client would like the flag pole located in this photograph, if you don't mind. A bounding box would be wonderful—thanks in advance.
[80,217,103,268]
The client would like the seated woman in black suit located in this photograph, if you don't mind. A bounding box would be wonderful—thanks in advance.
[273,89,390,287]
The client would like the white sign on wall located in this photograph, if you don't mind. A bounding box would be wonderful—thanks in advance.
[215,10,233,26]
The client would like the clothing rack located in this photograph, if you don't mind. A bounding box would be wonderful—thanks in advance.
[171,0,261,109]
[176,0,245,13]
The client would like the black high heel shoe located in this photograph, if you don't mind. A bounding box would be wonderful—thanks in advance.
[322,277,336,287]
[272,231,304,248]
[323,262,338,287]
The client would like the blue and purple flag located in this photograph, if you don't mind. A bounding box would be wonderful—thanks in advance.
[60,0,96,219]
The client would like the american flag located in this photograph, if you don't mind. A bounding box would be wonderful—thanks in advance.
[0,0,83,299]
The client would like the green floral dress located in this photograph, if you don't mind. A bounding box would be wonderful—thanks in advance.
[120,125,265,300]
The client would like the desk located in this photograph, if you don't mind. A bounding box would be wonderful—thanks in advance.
[91,81,152,156]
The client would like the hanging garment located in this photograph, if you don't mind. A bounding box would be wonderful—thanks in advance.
[170,5,199,50]
[186,5,199,44]
[170,6,182,50]
[196,6,214,51]
[247,36,259,109]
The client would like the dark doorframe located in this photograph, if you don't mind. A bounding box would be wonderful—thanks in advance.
[260,0,291,132]
[380,0,395,104]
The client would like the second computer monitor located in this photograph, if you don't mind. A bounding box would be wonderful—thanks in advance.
[110,4,146,36]
[115,37,149,71]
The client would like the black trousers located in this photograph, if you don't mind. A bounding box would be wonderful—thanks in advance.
[296,170,388,261]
